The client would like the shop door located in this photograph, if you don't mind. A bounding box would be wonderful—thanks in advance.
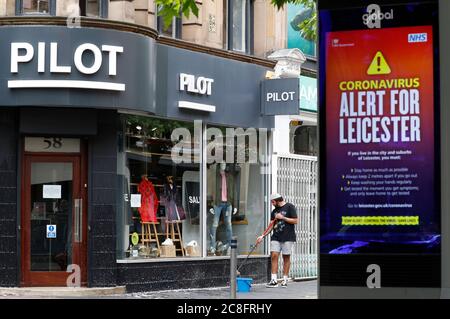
[21,139,87,286]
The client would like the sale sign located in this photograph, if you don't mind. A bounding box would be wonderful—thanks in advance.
[322,25,439,253]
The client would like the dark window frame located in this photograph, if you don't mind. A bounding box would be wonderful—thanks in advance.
[16,0,56,15]
[156,6,182,39]
[227,0,254,54]
[80,0,108,18]
[291,125,318,156]
[16,0,108,18]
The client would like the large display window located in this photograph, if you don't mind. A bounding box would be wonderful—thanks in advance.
[206,125,266,257]
[117,115,201,259]
[117,115,269,260]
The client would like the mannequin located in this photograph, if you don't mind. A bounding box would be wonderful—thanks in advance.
[208,162,238,255]
[138,174,158,222]
[163,175,186,221]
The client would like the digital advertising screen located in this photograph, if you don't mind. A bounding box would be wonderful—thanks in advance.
[319,0,440,256]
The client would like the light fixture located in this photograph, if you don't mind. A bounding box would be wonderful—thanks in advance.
[136,125,142,130]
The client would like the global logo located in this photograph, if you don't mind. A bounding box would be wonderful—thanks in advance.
[362,4,394,29]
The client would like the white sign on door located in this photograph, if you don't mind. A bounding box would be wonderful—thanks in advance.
[130,194,142,208]
[46,225,57,238]
[43,185,62,199]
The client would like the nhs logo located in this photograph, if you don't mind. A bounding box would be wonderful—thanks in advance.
[408,33,428,43]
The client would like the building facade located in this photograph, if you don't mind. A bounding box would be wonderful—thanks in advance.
[0,0,307,291]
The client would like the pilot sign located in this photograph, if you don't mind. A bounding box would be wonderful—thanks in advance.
[261,78,299,115]
[46,225,57,239]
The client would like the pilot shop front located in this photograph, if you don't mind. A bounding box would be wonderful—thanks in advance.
[0,20,278,291]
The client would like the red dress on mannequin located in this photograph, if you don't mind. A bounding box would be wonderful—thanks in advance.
[138,176,158,222]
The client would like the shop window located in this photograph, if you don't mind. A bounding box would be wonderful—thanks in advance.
[206,125,266,257]
[291,125,318,156]
[117,115,201,259]
[18,0,55,15]
[227,0,253,54]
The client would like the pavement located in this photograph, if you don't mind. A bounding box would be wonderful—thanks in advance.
[110,279,318,299]
[0,280,317,299]
[0,286,126,298]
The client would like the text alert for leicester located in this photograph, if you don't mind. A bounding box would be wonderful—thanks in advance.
[338,78,422,144]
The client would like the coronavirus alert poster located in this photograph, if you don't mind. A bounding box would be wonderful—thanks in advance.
[324,25,438,251]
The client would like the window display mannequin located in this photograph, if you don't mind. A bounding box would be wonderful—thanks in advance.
[163,175,186,221]
[208,162,238,255]
[138,174,158,222]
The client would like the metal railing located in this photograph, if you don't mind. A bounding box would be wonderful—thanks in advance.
[273,154,318,280]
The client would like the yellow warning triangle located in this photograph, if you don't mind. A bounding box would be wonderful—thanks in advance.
[367,51,391,75]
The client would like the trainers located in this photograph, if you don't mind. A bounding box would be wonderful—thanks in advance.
[281,280,288,288]
[266,279,278,288]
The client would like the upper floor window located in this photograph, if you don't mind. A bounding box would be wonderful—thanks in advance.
[79,0,107,18]
[227,0,253,54]
[19,0,54,15]
[80,0,99,17]
[17,0,107,17]
[157,5,182,39]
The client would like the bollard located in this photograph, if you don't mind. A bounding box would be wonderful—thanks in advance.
[230,236,237,299]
